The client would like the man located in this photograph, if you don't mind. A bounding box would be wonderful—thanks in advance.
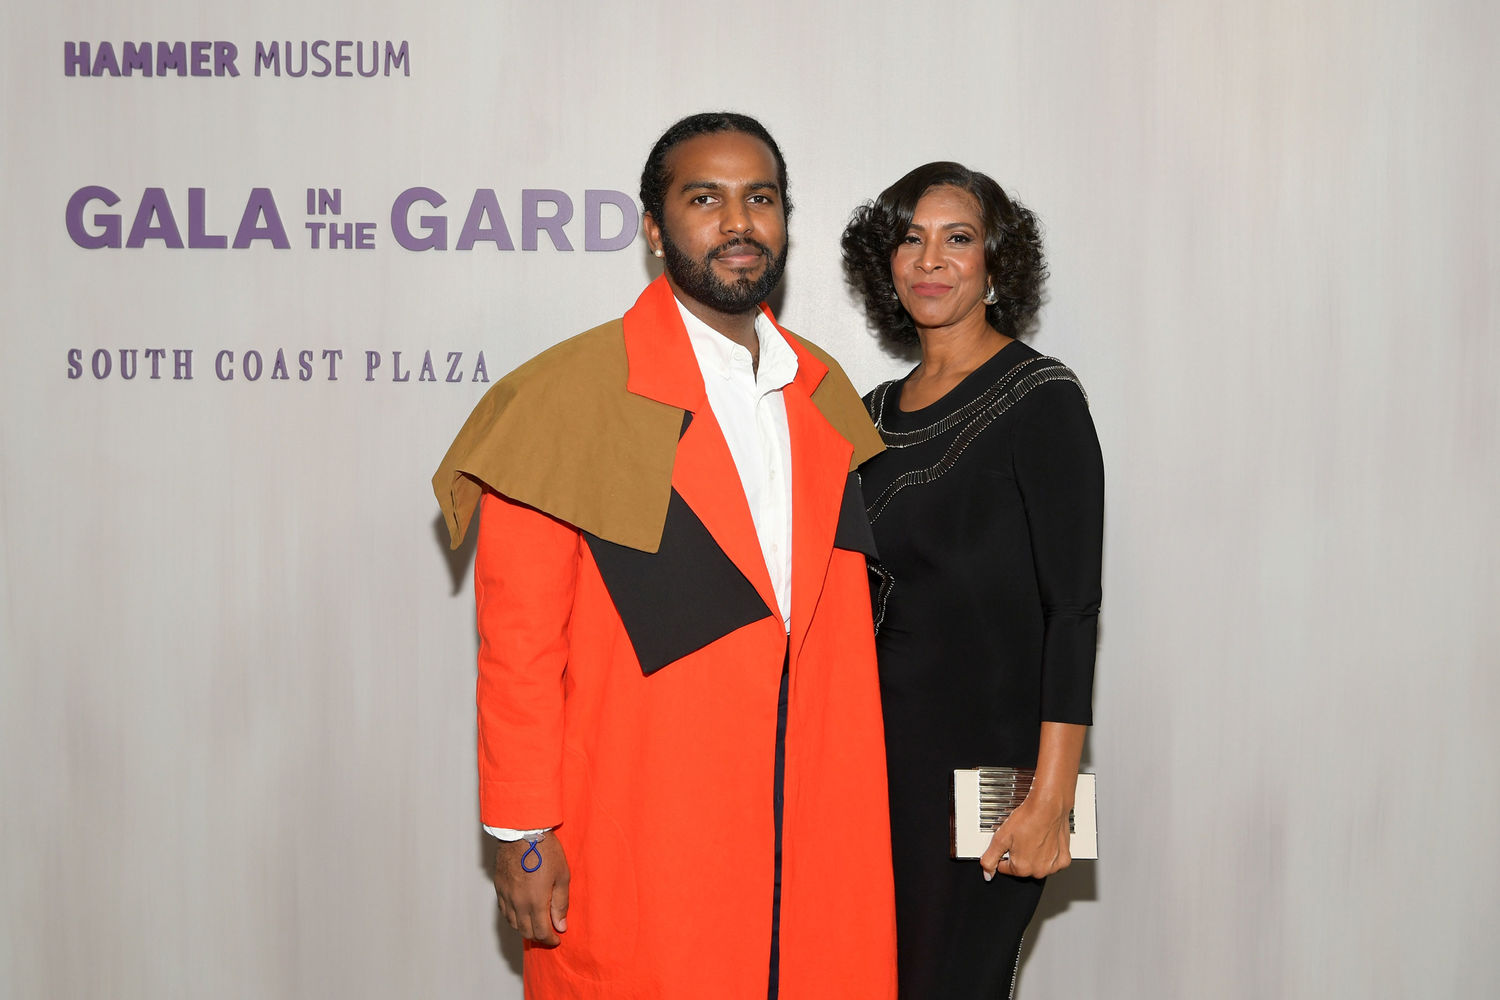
[433,112,896,999]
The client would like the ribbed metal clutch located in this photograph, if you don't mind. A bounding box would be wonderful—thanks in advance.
[950,768,1098,860]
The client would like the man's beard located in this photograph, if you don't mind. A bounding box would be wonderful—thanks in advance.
[659,232,789,314]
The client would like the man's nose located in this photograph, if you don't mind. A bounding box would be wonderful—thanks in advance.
[721,202,752,236]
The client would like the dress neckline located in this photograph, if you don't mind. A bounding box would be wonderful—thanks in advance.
[882,340,1034,431]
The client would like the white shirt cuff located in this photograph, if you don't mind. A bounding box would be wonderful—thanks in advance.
[485,826,552,841]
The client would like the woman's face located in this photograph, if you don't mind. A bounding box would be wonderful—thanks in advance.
[890,184,991,334]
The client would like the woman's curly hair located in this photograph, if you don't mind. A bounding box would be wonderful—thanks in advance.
[841,162,1046,350]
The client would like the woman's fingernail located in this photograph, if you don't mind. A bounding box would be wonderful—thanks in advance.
[983,870,994,882]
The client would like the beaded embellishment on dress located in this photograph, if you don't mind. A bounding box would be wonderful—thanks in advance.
[864,356,1084,524]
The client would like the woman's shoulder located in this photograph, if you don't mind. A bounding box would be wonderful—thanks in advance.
[1002,342,1088,405]
[942,341,1086,421]
[1005,349,1101,467]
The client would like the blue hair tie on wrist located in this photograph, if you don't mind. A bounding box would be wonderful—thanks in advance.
[521,837,543,873]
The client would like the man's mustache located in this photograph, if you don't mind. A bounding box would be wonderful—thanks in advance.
[709,238,774,259]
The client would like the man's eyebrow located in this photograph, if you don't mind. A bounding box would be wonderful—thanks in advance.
[676,179,780,195]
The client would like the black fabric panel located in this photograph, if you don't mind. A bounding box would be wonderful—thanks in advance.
[767,654,789,999]
[584,489,772,675]
[833,471,879,559]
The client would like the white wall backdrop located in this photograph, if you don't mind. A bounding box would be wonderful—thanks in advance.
[3,1,1496,997]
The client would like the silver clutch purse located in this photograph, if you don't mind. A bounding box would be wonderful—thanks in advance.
[951,767,1098,860]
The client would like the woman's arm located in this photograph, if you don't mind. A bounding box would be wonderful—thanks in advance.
[981,380,1103,879]
[980,722,1086,878]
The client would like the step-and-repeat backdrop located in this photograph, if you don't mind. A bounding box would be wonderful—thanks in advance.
[4,2,1496,997]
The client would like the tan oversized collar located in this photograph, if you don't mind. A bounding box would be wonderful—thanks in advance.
[433,275,882,553]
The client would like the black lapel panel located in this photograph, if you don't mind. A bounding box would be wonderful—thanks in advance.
[833,471,880,560]
[584,488,772,675]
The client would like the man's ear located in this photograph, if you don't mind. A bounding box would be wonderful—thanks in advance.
[642,212,662,257]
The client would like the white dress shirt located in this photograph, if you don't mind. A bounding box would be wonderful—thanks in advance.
[675,296,797,633]
[488,296,799,842]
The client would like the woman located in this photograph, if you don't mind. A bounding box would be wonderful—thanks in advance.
[843,163,1103,998]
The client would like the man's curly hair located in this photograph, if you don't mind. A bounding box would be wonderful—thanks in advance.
[842,162,1046,349]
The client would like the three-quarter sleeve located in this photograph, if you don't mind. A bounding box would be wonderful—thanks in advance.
[1011,382,1105,725]
[474,489,580,830]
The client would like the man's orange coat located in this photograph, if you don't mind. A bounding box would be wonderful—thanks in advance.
[438,277,897,999]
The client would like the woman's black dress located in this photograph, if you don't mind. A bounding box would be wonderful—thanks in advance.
[859,340,1104,999]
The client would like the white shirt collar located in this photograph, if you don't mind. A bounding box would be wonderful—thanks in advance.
[673,295,799,392]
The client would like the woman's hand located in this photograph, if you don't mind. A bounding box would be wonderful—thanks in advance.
[979,721,1088,880]
[980,791,1072,880]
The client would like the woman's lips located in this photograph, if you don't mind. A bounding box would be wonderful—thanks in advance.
[910,282,950,296]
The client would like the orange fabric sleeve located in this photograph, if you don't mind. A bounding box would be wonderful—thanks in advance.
[474,489,579,830]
